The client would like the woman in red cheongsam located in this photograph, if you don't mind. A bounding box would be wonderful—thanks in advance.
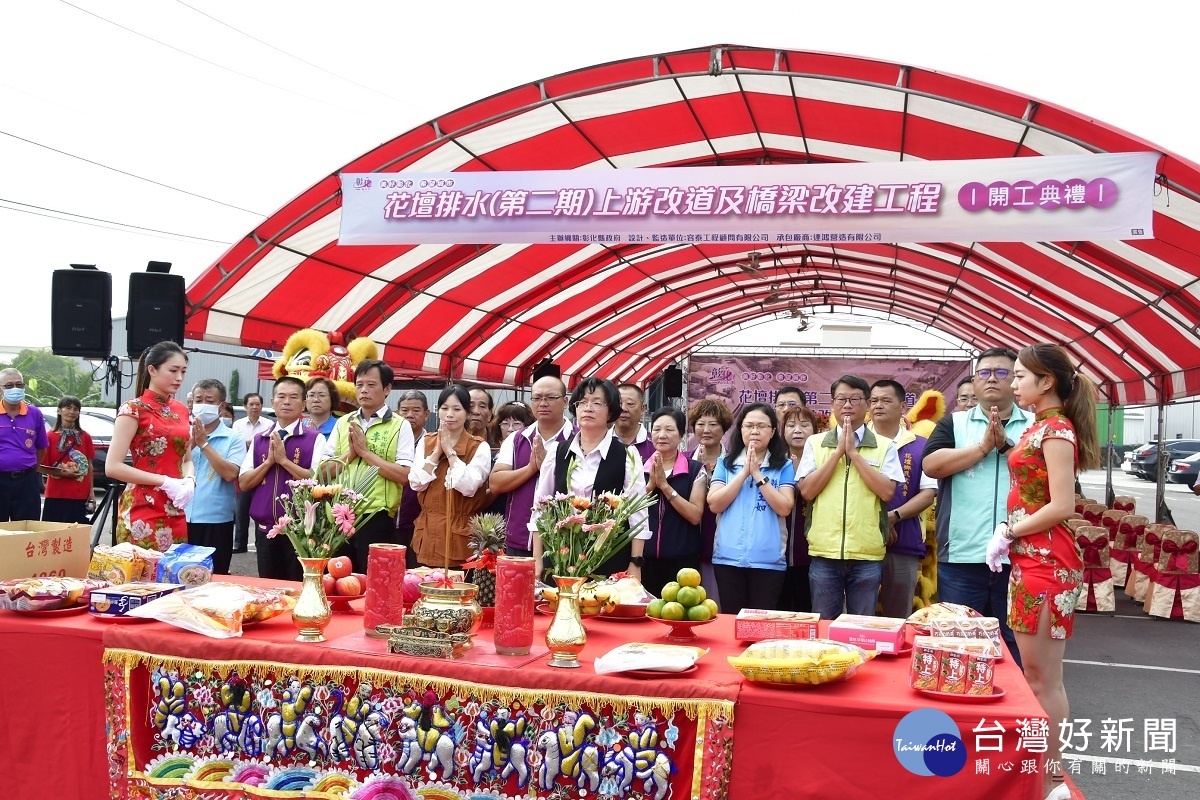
[105,341,196,552]
[984,343,1100,800]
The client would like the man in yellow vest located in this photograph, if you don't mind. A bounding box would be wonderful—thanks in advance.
[798,375,903,619]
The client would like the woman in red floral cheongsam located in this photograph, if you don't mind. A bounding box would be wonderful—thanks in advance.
[984,343,1100,800]
[105,342,196,552]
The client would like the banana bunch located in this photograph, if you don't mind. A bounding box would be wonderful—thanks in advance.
[539,582,619,615]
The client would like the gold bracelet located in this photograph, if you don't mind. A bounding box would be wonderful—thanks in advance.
[977,443,988,458]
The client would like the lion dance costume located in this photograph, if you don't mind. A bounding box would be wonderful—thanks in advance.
[272,329,379,413]
[906,390,946,611]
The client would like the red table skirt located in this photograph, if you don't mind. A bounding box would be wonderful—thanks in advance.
[2,577,1047,799]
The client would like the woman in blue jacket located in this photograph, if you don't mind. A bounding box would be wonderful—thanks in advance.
[707,403,796,613]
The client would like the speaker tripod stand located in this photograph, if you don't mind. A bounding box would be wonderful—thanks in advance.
[89,479,124,548]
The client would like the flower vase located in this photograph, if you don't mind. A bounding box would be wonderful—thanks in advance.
[545,575,587,668]
[293,557,332,643]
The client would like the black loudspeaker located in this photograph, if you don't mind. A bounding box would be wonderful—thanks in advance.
[532,358,561,381]
[51,268,112,359]
[663,365,683,399]
[127,273,186,359]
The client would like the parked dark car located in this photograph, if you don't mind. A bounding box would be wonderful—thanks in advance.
[1129,439,1200,480]
[1167,451,1200,489]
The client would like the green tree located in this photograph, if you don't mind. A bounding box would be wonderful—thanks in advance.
[229,369,241,404]
[0,349,102,406]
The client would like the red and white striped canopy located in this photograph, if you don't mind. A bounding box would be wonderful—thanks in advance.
[186,45,1200,405]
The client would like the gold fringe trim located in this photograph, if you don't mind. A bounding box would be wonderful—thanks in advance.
[691,705,707,800]
[103,648,736,722]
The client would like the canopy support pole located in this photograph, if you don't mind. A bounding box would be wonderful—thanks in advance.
[1104,406,1115,507]
[1154,401,1169,524]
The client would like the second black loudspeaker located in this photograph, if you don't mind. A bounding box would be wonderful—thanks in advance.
[127,273,186,359]
[662,365,683,399]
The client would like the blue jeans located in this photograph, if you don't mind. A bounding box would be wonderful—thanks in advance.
[937,561,1023,669]
[809,557,883,620]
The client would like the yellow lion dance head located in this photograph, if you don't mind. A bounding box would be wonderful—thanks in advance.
[272,329,379,412]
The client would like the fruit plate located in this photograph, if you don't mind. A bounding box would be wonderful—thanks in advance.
[9,604,88,616]
[651,617,716,643]
[913,685,1008,702]
[328,593,366,612]
[601,603,649,620]
[535,602,604,618]
[89,611,154,624]
[620,665,699,679]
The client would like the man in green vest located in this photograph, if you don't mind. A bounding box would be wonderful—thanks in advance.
[318,359,415,573]
[798,375,903,619]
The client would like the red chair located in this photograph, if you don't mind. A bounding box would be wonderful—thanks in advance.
[1111,514,1146,589]
[1112,495,1136,514]
[1076,525,1114,613]
[1131,524,1173,607]
[1145,529,1200,621]
[1083,503,1107,526]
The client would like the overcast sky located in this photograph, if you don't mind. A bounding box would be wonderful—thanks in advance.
[3,0,1195,351]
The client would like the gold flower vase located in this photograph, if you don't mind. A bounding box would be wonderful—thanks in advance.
[293,557,333,643]
[546,575,588,668]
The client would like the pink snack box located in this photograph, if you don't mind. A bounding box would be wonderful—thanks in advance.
[828,614,907,654]
[734,609,820,642]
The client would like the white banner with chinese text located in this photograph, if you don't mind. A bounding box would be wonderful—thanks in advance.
[339,153,1157,245]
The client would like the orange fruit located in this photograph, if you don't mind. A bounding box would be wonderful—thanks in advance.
[646,599,666,619]
[702,599,719,617]
[687,604,713,621]
[676,586,703,608]
[660,581,680,603]
[676,567,702,587]
[661,602,686,621]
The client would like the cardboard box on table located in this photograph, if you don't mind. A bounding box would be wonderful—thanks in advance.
[0,521,91,581]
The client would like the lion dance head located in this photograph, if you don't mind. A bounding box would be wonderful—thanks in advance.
[272,329,379,413]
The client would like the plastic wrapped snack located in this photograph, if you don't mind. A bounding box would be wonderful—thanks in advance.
[128,582,298,636]
[156,543,215,586]
[594,642,708,674]
[129,582,254,637]
[0,577,108,611]
[906,602,982,630]
[727,638,873,686]
[88,545,143,585]
[110,542,161,582]
[928,616,1003,654]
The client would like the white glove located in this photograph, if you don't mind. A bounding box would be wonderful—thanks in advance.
[161,476,196,510]
[985,522,1013,572]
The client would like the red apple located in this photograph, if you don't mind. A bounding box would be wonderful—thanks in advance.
[327,556,353,580]
[322,574,336,595]
[403,571,424,604]
[335,575,363,596]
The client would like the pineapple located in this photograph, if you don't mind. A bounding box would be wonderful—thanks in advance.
[465,513,507,607]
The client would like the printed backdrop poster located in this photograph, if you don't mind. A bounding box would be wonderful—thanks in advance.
[687,356,970,423]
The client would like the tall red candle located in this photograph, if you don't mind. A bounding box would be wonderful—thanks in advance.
[364,543,406,637]
[494,556,535,655]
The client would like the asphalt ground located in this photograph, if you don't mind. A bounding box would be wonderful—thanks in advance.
[98,469,1200,799]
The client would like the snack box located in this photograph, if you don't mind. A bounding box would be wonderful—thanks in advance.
[937,648,970,693]
[928,616,1003,652]
[827,614,907,654]
[89,583,181,616]
[966,651,998,696]
[734,609,820,642]
[909,638,941,690]
[912,635,1001,658]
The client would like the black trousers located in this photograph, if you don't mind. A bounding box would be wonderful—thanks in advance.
[188,520,234,575]
[642,553,703,599]
[0,470,40,522]
[713,564,787,615]
[233,489,252,551]
[255,522,302,582]
[42,497,89,524]
[777,564,812,613]
[350,512,397,574]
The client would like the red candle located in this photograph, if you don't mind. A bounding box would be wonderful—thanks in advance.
[364,543,406,637]
[494,556,535,655]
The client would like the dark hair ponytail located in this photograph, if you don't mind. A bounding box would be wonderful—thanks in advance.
[1018,343,1100,471]
[135,341,187,397]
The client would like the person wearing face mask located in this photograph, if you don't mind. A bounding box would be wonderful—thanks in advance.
[186,379,248,574]
[41,396,94,524]
[219,403,235,427]
[0,368,48,523]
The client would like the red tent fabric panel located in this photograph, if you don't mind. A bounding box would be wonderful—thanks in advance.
[184,45,1200,404]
